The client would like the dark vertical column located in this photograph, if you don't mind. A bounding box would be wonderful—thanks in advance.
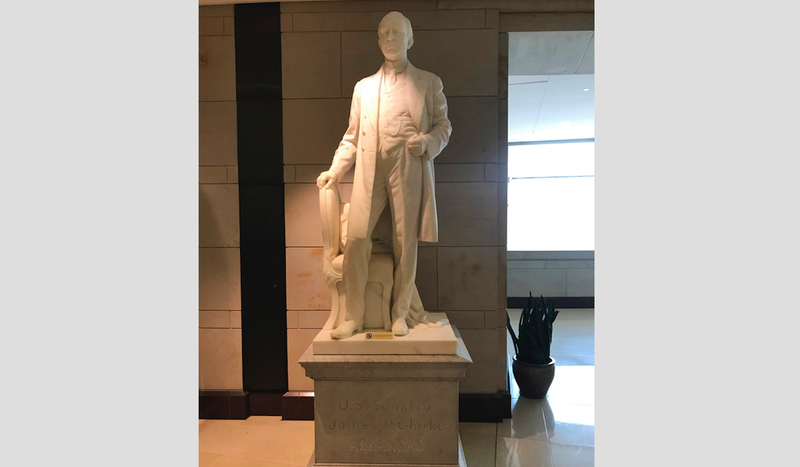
[235,2,287,408]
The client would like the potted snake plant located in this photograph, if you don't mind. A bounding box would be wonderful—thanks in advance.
[507,293,559,399]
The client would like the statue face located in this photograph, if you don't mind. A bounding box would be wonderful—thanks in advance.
[378,15,412,61]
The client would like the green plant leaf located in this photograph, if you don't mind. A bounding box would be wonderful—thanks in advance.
[511,292,559,364]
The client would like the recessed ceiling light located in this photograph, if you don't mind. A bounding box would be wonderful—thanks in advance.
[583,88,590,91]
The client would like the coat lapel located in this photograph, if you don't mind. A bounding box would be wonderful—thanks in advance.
[406,63,426,131]
[364,67,383,135]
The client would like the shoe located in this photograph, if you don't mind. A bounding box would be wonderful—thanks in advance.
[392,317,408,336]
[330,320,361,339]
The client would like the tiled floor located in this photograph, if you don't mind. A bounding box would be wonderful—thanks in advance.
[200,309,594,467]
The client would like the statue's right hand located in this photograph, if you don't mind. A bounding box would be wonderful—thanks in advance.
[316,170,338,189]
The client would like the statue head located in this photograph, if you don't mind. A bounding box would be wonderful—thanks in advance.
[378,11,413,62]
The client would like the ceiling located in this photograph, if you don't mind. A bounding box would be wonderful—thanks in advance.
[508,31,594,143]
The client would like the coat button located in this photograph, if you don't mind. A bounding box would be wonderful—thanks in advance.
[362,131,366,135]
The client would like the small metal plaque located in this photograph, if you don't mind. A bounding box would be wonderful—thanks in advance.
[365,332,394,340]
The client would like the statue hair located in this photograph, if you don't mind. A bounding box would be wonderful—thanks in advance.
[379,11,413,40]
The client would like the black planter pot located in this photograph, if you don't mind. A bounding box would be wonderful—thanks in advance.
[512,356,555,399]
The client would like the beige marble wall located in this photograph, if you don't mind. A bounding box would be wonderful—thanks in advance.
[281,1,507,394]
[199,5,242,391]
[195,0,593,397]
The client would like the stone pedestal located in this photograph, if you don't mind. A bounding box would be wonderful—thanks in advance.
[299,321,471,467]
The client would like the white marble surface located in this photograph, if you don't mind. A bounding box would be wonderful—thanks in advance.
[317,12,453,340]
[313,313,457,355]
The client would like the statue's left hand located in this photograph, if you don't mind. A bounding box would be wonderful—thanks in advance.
[316,170,338,189]
[407,134,427,157]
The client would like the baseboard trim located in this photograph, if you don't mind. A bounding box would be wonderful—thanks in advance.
[199,390,250,419]
[282,391,315,420]
[249,391,284,416]
[507,296,594,309]
[459,392,509,422]
[278,391,512,422]
[200,391,513,421]
[502,390,512,419]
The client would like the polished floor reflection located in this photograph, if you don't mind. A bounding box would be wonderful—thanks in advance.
[500,308,594,467]
[200,309,594,467]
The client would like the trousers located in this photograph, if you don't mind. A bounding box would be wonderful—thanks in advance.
[342,135,423,326]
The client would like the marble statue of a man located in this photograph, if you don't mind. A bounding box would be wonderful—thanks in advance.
[316,11,452,339]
